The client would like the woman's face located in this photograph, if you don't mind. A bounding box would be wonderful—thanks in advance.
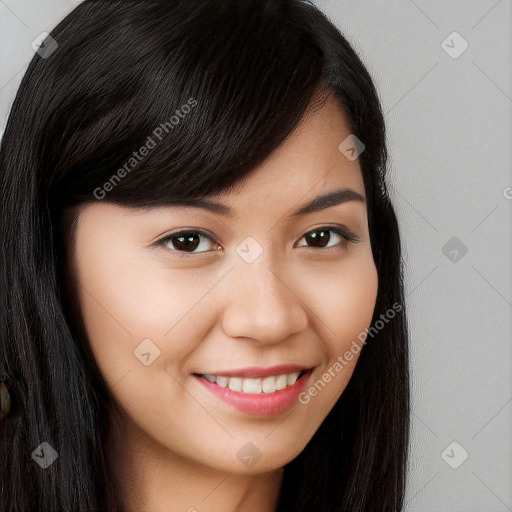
[67,94,378,474]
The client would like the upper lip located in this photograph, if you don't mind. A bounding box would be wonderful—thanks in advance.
[196,364,312,378]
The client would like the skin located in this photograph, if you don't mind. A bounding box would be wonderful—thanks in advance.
[66,94,379,512]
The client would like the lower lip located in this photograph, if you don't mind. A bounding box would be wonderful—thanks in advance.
[195,371,311,416]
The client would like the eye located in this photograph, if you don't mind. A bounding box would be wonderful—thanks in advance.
[158,230,218,254]
[156,225,359,256]
[295,226,359,250]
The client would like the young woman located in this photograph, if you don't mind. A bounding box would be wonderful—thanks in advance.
[0,1,409,510]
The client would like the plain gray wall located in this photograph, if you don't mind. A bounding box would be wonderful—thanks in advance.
[1,1,511,510]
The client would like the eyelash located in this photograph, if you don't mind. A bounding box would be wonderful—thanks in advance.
[156,226,360,256]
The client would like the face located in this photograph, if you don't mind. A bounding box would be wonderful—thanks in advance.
[66,94,378,475]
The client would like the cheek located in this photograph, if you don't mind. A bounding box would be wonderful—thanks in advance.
[293,252,378,415]
[72,242,224,384]
[302,251,378,360]
[336,256,378,337]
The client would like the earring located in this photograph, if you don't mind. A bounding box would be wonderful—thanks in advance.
[0,380,13,419]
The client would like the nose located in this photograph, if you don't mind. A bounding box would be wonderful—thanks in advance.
[220,257,309,345]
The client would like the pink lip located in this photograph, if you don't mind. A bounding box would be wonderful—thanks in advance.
[198,364,309,378]
[195,369,312,416]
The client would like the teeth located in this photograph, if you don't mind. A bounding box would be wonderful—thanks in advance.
[200,371,303,394]
[287,372,300,386]
[228,377,242,392]
[242,378,262,394]
[261,375,276,393]
[275,374,287,390]
[216,375,228,388]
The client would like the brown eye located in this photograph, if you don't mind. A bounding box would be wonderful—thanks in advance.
[160,230,217,253]
[296,226,359,250]
[305,229,331,248]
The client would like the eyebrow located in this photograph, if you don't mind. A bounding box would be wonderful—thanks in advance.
[288,189,365,217]
[162,188,365,217]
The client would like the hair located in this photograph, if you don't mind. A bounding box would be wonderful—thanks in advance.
[0,0,409,510]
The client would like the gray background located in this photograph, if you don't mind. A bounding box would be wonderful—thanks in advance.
[1,1,511,510]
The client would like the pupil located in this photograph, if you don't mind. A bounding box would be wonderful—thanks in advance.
[173,233,200,252]
[170,230,331,252]
[306,230,329,248]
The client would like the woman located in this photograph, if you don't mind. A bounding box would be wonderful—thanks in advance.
[0,1,409,510]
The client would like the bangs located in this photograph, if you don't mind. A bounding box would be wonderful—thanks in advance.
[48,0,329,210]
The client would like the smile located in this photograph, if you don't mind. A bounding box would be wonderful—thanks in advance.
[194,366,313,415]
[200,371,303,394]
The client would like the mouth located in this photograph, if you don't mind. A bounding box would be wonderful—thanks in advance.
[195,369,309,394]
[193,366,314,415]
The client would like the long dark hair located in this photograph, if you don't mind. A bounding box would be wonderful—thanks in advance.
[0,1,409,510]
